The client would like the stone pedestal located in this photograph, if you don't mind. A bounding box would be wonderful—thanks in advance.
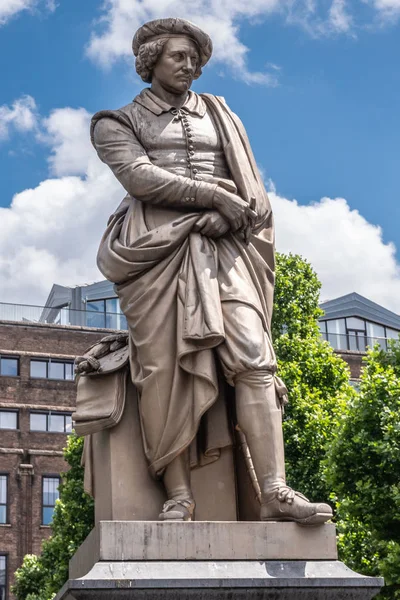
[55,521,384,600]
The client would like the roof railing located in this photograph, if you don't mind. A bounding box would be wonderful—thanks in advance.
[0,302,128,331]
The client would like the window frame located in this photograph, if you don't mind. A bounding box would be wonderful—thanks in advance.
[0,474,8,525]
[0,410,18,431]
[30,411,73,434]
[0,553,8,600]
[30,358,74,381]
[86,297,127,330]
[0,355,19,378]
[41,475,61,526]
[320,317,400,352]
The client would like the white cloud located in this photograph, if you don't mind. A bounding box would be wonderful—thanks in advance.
[0,106,122,304]
[85,0,400,84]
[371,0,400,18]
[272,190,400,313]
[2,98,400,316]
[86,0,284,85]
[0,0,55,25]
[328,0,353,32]
[40,107,95,177]
[0,95,38,140]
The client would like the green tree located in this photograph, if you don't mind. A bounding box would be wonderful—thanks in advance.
[273,253,353,502]
[13,435,94,600]
[326,341,400,597]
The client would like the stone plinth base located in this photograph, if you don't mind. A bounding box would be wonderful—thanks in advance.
[55,522,383,600]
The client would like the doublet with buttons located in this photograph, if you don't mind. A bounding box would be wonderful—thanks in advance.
[92,89,237,224]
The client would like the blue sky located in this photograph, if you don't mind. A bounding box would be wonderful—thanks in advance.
[1,0,400,310]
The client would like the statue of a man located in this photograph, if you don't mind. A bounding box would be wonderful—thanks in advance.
[90,17,332,525]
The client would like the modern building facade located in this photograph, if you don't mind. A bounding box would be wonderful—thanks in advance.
[319,292,400,379]
[0,319,111,599]
[36,282,400,379]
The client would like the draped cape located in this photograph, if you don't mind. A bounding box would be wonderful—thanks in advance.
[93,94,283,477]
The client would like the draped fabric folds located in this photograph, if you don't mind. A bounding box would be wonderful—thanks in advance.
[95,93,279,477]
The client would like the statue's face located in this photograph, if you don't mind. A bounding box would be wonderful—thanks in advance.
[152,36,200,94]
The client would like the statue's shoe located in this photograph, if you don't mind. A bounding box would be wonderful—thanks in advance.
[260,486,333,525]
[159,498,195,521]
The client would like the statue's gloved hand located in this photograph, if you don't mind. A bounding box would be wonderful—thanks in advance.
[213,186,257,233]
[193,210,230,238]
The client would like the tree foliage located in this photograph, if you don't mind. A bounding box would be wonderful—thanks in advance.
[272,253,353,501]
[326,341,400,597]
[12,435,94,600]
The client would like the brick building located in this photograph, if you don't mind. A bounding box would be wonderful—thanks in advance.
[0,319,110,599]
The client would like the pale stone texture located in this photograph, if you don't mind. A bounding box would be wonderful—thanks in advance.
[88,379,238,524]
[57,522,383,600]
[70,521,338,579]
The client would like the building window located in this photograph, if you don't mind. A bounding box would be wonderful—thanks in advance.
[0,476,7,524]
[0,555,6,600]
[30,359,74,381]
[320,317,400,352]
[86,298,127,330]
[42,477,60,525]
[0,411,18,430]
[0,356,19,377]
[30,411,72,433]
[325,318,347,350]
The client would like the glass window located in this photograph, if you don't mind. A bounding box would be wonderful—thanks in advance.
[120,314,128,330]
[0,476,7,524]
[0,411,17,430]
[346,317,366,331]
[30,361,48,378]
[86,312,106,328]
[348,331,367,352]
[48,362,64,380]
[30,412,72,433]
[65,363,74,381]
[87,300,104,312]
[30,413,47,431]
[86,298,127,330]
[349,380,360,392]
[30,359,74,380]
[49,414,65,433]
[366,322,386,350]
[65,415,73,433]
[386,328,399,341]
[42,477,60,525]
[0,555,6,600]
[86,300,105,328]
[105,298,118,313]
[326,319,346,350]
[319,321,327,341]
[0,357,19,377]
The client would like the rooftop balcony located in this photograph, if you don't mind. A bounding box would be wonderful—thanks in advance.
[320,331,395,352]
[1,302,398,350]
[0,302,128,331]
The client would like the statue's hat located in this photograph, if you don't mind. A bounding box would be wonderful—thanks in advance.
[132,18,213,67]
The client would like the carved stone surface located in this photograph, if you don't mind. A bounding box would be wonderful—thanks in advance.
[57,522,383,600]
[69,521,338,579]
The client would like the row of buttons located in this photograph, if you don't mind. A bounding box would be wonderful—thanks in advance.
[171,108,202,181]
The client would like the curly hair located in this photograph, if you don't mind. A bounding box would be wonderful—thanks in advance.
[135,37,202,83]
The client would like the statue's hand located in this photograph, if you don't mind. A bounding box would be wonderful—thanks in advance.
[213,187,257,232]
[193,211,230,238]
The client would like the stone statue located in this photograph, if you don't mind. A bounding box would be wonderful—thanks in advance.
[83,17,332,525]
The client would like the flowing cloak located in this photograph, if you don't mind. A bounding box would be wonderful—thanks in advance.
[91,92,285,478]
